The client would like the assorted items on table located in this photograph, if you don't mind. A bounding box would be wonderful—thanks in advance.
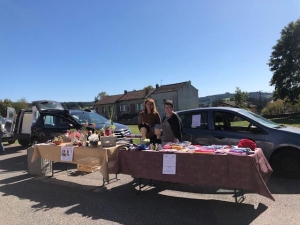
[120,139,257,156]
[30,130,275,203]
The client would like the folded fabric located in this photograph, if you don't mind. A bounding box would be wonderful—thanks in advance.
[194,149,215,153]
[194,150,215,154]
[229,148,255,155]
[227,151,247,156]
[138,123,151,132]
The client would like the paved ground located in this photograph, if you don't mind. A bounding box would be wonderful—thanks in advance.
[1,143,300,225]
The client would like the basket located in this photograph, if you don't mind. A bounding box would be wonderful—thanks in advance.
[101,136,117,147]
[53,140,63,145]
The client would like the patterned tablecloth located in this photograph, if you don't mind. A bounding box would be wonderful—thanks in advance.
[110,148,275,201]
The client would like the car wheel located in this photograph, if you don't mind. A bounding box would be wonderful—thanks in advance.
[271,148,300,179]
[18,140,30,147]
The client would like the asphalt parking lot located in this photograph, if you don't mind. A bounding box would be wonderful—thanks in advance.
[1,143,300,225]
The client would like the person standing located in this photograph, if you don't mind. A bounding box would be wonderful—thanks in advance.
[138,98,161,143]
[0,121,6,155]
[155,100,183,143]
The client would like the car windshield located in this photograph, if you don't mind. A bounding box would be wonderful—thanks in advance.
[70,111,109,125]
[240,109,280,128]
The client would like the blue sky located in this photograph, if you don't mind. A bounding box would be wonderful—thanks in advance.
[1,0,299,102]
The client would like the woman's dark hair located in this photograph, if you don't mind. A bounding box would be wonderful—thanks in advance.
[164,100,174,108]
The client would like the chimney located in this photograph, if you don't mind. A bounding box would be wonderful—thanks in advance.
[145,88,149,95]
[124,90,127,94]
[156,84,159,89]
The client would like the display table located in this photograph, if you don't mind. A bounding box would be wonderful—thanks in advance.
[110,148,275,201]
[31,143,125,183]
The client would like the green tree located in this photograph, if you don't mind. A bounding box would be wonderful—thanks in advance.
[0,99,13,116]
[95,92,108,102]
[143,85,154,90]
[268,19,300,104]
[233,87,248,108]
[211,99,223,107]
[12,98,29,114]
[261,100,285,115]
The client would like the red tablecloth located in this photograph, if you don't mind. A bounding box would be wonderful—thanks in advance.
[110,148,275,201]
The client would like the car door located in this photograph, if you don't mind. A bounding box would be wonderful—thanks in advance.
[3,107,16,138]
[210,109,267,148]
[38,114,78,143]
[178,110,213,145]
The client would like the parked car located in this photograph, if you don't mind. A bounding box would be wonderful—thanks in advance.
[176,107,300,179]
[0,107,16,144]
[14,100,131,146]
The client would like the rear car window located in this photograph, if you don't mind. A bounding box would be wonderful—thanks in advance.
[179,111,209,129]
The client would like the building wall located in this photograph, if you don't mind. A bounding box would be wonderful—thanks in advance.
[177,82,199,111]
[97,104,117,120]
[150,91,178,118]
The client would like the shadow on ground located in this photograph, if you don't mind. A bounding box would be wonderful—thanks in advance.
[0,173,268,225]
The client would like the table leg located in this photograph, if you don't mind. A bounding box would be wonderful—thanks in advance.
[100,174,121,187]
[234,188,245,204]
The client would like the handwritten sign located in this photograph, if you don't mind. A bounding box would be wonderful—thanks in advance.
[192,114,201,127]
[61,145,74,161]
[162,154,176,174]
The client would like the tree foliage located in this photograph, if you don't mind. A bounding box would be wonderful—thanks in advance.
[269,19,300,104]
[261,100,285,115]
[95,92,108,102]
[0,98,29,116]
[233,87,248,108]
[143,85,154,90]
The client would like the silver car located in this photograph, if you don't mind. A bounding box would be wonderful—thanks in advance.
[176,107,300,179]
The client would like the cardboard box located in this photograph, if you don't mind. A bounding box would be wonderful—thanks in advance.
[77,157,100,166]
[101,136,117,147]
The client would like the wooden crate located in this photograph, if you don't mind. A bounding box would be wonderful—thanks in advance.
[77,157,100,166]
[77,164,100,173]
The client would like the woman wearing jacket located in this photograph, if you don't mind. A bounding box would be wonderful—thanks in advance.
[155,100,183,143]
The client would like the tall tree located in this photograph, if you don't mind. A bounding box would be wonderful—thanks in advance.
[234,87,248,108]
[269,19,300,104]
[95,92,108,101]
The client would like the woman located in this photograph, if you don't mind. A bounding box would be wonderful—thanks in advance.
[138,98,161,143]
[155,100,183,143]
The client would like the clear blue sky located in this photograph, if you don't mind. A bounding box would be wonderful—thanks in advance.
[1,0,299,102]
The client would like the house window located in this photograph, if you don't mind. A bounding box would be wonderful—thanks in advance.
[137,103,143,110]
[120,105,126,112]
[102,107,106,114]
